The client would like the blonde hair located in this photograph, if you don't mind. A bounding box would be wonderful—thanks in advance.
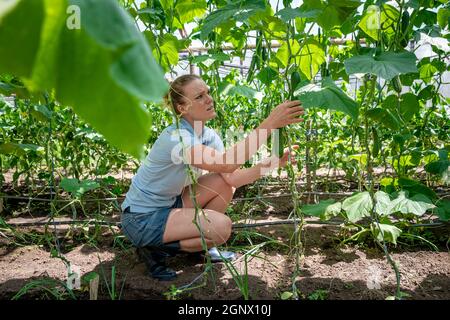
[164,74,202,115]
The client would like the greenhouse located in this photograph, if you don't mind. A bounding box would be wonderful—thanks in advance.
[0,0,449,303]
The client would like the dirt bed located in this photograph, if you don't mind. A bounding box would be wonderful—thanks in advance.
[0,223,448,300]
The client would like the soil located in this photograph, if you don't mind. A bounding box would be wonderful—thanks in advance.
[1,171,449,300]
[0,220,448,300]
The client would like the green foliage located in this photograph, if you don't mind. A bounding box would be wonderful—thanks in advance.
[344,51,418,80]
[435,199,450,222]
[0,0,168,159]
[307,289,328,300]
[389,191,435,216]
[358,4,399,41]
[200,0,267,40]
[371,222,402,245]
[0,0,448,301]
[301,199,341,221]
[276,39,326,80]
[60,178,100,198]
[342,191,373,223]
[294,78,358,120]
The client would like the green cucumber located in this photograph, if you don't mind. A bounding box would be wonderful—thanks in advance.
[290,71,301,98]
[273,71,300,159]
[372,127,380,158]
[278,128,285,158]
[392,76,402,94]
[400,11,410,48]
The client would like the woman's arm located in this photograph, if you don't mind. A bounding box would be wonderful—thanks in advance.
[220,146,298,188]
[186,101,303,173]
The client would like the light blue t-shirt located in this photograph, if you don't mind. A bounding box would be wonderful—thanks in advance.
[121,118,224,213]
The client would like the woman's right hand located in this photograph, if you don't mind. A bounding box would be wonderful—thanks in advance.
[260,100,304,130]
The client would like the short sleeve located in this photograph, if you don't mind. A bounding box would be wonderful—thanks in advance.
[204,129,225,153]
[169,128,202,164]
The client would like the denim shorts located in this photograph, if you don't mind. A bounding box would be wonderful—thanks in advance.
[120,195,183,247]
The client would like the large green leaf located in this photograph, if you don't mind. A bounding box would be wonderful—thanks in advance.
[370,222,402,245]
[435,199,450,222]
[275,7,321,22]
[200,0,266,40]
[294,78,358,120]
[0,143,44,156]
[399,93,421,121]
[0,0,168,159]
[366,107,401,130]
[437,8,450,29]
[256,67,279,86]
[276,39,325,80]
[398,177,437,200]
[389,191,435,216]
[316,0,361,31]
[175,0,207,24]
[223,84,261,101]
[425,160,450,175]
[419,62,438,83]
[344,51,418,80]
[298,40,326,80]
[299,0,361,31]
[374,191,392,216]
[301,199,342,221]
[342,191,373,222]
[191,52,230,68]
[358,4,399,41]
[60,178,100,198]
[153,34,189,72]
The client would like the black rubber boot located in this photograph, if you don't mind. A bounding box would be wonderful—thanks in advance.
[136,247,177,281]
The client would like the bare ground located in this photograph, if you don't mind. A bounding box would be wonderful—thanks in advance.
[1,171,448,300]
[0,221,448,300]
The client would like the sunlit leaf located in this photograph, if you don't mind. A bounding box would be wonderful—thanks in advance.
[374,191,392,216]
[358,4,399,41]
[342,192,373,222]
[0,0,168,159]
[344,51,418,80]
[294,78,358,120]
[301,199,341,221]
[389,191,435,216]
[175,0,207,24]
[371,222,402,245]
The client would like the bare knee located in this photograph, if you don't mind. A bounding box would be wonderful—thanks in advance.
[217,174,236,200]
[207,211,232,245]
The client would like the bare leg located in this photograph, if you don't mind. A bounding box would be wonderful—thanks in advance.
[162,173,235,252]
[181,173,235,213]
[163,208,232,252]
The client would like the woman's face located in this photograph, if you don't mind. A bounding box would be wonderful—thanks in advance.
[178,79,216,122]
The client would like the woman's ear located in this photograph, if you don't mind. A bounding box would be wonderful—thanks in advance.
[176,104,186,114]
[177,103,190,114]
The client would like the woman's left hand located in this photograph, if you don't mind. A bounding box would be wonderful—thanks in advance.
[278,145,299,168]
[261,145,299,170]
